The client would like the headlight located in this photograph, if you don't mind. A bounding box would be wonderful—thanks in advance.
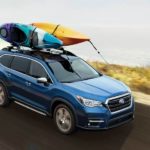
[76,96,103,107]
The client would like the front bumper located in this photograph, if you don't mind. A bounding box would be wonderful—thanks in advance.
[76,97,135,130]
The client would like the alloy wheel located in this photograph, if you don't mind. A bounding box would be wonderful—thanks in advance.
[55,107,72,133]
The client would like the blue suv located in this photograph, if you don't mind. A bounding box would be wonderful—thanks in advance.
[0,47,134,134]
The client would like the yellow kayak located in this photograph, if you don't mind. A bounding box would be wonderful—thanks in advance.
[31,23,90,46]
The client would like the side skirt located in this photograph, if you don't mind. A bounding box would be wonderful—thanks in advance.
[14,100,48,116]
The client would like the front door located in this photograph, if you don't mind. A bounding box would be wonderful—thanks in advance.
[22,60,54,111]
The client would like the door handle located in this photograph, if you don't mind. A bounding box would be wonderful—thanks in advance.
[7,73,11,77]
[25,81,31,86]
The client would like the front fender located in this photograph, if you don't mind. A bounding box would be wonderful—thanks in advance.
[50,97,78,120]
[49,88,85,126]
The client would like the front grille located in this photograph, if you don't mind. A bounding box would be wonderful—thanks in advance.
[107,94,132,113]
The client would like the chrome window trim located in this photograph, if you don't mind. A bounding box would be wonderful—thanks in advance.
[105,92,133,114]
[0,53,54,84]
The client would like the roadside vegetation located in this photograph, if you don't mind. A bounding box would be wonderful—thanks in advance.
[88,61,150,95]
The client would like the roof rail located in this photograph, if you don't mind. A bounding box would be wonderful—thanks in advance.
[2,46,20,51]
[1,46,76,60]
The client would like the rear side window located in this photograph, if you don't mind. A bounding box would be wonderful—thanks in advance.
[29,61,48,78]
[0,55,14,67]
[11,56,31,74]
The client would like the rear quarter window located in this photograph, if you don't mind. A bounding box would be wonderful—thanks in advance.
[0,55,14,68]
[11,56,31,74]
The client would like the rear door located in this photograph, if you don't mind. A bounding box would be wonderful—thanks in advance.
[8,56,32,101]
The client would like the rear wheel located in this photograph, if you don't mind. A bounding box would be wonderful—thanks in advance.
[0,83,9,107]
[54,104,75,134]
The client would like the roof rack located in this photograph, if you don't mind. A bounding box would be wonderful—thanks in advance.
[2,46,20,51]
[45,47,76,56]
[1,46,76,61]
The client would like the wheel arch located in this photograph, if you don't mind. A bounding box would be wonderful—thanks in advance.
[50,97,78,125]
[0,79,11,98]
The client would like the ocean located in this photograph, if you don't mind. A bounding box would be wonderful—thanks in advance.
[0,26,150,67]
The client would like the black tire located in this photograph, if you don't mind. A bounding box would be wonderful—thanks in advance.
[0,83,10,107]
[53,104,76,135]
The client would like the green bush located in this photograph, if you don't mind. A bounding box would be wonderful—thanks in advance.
[88,61,150,95]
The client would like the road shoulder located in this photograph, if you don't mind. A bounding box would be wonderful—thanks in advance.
[133,91,150,106]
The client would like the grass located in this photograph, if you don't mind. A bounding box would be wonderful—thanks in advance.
[88,61,150,95]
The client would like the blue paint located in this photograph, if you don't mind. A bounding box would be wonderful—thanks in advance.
[0,50,134,130]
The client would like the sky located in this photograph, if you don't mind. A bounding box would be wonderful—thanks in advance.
[0,0,150,27]
[0,0,150,66]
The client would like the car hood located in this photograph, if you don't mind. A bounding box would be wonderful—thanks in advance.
[62,75,129,102]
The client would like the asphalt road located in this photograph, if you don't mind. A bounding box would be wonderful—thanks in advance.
[0,102,150,150]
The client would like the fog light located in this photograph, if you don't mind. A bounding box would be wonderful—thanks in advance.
[88,119,104,127]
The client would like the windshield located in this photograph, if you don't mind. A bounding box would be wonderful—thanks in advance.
[48,58,101,83]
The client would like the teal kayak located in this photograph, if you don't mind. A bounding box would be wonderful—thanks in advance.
[0,23,63,49]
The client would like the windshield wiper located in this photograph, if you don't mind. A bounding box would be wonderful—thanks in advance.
[84,75,100,81]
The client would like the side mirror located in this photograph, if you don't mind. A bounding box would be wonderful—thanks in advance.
[37,77,48,85]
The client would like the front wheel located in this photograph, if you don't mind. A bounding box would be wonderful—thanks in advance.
[54,104,76,135]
